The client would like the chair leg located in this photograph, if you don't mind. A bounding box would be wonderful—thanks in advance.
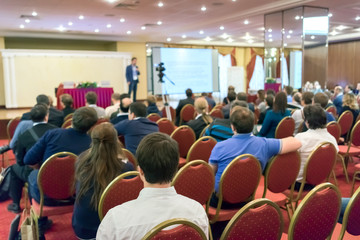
[351,171,360,195]
[339,155,350,183]
[332,170,338,186]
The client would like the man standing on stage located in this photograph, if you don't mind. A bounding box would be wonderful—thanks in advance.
[126,57,140,102]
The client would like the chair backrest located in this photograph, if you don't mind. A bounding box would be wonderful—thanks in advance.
[339,186,360,239]
[122,148,138,167]
[327,121,341,142]
[220,199,283,240]
[349,120,360,147]
[263,151,301,197]
[180,104,196,125]
[147,113,161,123]
[337,110,354,136]
[64,113,74,122]
[288,183,341,240]
[170,126,196,158]
[209,109,224,119]
[275,117,295,139]
[37,152,78,216]
[156,118,175,135]
[61,118,72,129]
[172,160,214,205]
[326,106,337,118]
[186,136,217,163]
[199,125,210,138]
[214,104,223,110]
[98,171,143,220]
[7,116,21,140]
[142,218,207,240]
[161,106,176,122]
[88,118,110,133]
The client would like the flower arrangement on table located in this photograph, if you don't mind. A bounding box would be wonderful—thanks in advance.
[76,82,98,88]
[265,78,276,84]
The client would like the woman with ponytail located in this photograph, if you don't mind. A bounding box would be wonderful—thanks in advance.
[186,97,213,139]
[72,123,133,240]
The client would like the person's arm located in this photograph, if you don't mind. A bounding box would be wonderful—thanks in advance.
[210,163,218,175]
[258,111,272,137]
[279,137,302,154]
[114,120,128,135]
[15,136,27,166]
[125,65,131,84]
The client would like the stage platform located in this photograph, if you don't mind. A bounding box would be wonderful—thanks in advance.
[0,108,30,139]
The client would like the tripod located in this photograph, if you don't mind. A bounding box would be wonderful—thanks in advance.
[160,74,175,121]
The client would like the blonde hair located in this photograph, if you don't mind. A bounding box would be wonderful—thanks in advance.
[146,95,157,105]
[342,93,359,110]
[195,97,213,125]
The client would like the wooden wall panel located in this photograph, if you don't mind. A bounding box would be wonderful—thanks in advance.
[304,46,327,88]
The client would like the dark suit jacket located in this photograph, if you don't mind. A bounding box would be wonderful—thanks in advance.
[16,123,57,165]
[62,106,75,118]
[186,116,212,139]
[175,97,194,126]
[110,113,129,125]
[21,107,64,128]
[126,64,140,84]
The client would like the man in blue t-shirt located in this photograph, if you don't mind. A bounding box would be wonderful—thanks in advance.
[209,106,301,208]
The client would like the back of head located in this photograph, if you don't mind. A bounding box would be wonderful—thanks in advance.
[61,94,73,107]
[257,89,265,100]
[314,92,329,109]
[237,92,248,102]
[265,95,274,108]
[129,102,147,117]
[293,92,301,105]
[201,92,208,97]
[230,106,254,134]
[273,92,287,114]
[303,105,327,129]
[146,95,157,105]
[231,100,248,109]
[30,103,49,122]
[120,93,131,113]
[194,97,208,114]
[72,107,98,133]
[85,91,97,105]
[90,123,120,153]
[285,86,293,95]
[137,132,179,184]
[228,85,235,92]
[302,92,314,105]
[227,91,236,102]
[111,93,121,102]
[266,89,276,97]
[36,94,50,106]
[343,93,359,110]
[185,88,193,98]
[335,86,343,94]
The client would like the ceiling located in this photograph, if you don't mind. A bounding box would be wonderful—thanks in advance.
[0,0,360,47]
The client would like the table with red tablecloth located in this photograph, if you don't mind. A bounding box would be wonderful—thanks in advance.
[264,83,282,93]
[56,87,114,110]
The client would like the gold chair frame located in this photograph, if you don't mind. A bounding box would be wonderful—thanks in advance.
[146,113,161,122]
[122,148,138,166]
[337,110,354,141]
[61,118,72,129]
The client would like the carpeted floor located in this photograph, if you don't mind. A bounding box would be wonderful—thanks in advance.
[0,138,359,240]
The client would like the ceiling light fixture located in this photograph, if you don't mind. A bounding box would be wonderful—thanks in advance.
[68,22,73,26]
[244,20,249,25]
[336,25,348,31]
[219,26,224,30]
[19,24,25,29]
[289,30,293,34]
[287,35,291,39]
[269,39,273,42]
[221,33,229,39]
[107,0,117,3]
[167,37,171,41]
[25,19,30,23]
[141,26,146,30]
[268,34,272,38]
[79,15,84,20]
[205,36,211,41]
[199,30,204,34]
[127,30,132,34]
[57,25,66,32]
[32,11,37,17]
[248,39,254,44]
[284,43,288,47]
[355,16,360,21]
[311,35,315,39]
[328,13,333,17]
[227,38,234,43]
[295,15,300,20]
[182,35,187,38]
[157,21,162,25]
[268,28,272,32]
[329,30,339,36]
[158,2,164,7]
[120,18,125,22]
[106,24,112,28]
[94,29,99,33]
[201,6,206,11]
[146,48,152,53]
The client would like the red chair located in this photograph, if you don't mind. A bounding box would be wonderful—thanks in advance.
[122,148,137,167]
[64,113,73,122]
[161,106,176,122]
[220,199,283,240]
[142,218,207,240]
[147,113,161,122]
[88,118,110,133]
[214,104,223,110]
[186,136,217,164]
[156,118,175,135]
[7,116,21,141]
[172,160,214,205]
[352,166,360,195]
[207,154,261,224]
[179,104,196,125]
[32,152,78,217]
[170,126,196,168]
[287,183,341,240]
[326,106,337,119]
[275,117,295,139]
[337,110,354,140]
[209,108,224,119]
[98,171,143,220]
[61,118,72,128]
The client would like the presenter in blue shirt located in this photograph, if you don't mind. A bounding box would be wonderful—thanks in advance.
[126,57,140,102]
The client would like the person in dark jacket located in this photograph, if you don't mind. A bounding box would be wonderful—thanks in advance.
[60,93,75,118]
[186,97,213,139]
[146,95,162,117]
[175,88,194,126]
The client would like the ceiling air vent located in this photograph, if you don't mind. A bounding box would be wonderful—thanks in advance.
[114,1,140,10]
[20,15,39,20]
[212,2,224,6]
[144,23,157,27]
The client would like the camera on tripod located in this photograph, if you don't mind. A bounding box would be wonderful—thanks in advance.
[155,62,165,83]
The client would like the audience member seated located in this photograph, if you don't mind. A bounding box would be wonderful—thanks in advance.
[22,94,64,127]
[345,84,354,94]
[222,91,237,119]
[314,92,336,122]
[175,88,194,126]
[287,92,302,109]
[209,107,301,208]
[258,89,275,113]
[72,123,133,239]
[110,94,132,124]
[258,92,291,138]
[255,89,265,106]
[284,86,293,103]
[60,94,75,118]
[85,91,106,118]
[258,95,274,125]
[202,92,216,108]
[222,85,235,105]
[186,97,213,139]
[0,120,33,155]
[292,92,314,134]
[114,102,158,155]
[7,104,58,214]
[340,93,359,129]
[324,91,335,109]
[105,93,121,118]
[333,86,344,115]
[145,95,162,116]
[205,100,248,142]
[237,92,255,112]
[96,132,209,239]
[294,105,338,191]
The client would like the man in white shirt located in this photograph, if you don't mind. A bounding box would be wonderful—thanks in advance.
[85,91,106,118]
[292,91,314,134]
[105,93,121,118]
[96,132,209,240]
[294,104,339,190]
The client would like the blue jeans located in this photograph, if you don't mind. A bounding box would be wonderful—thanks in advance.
[128,80,138,102]
[338,198,350,224]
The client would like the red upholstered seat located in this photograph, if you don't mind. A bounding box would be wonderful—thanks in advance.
[147,113,161,122]
[220,199,283,240]
[142,218,207,240]
[275,117,295,139]
[170,126,196,168]
[122,148,137,167]
[32,152,78,217]
[161,106,176,123]
[209,109,224,119]
[186,136,217,164]
[172,160,214,205]
[61,118,72,128]
[88,118,110,133]
[326,106,337,119]
[207,154,261,224]
[98,171,143,220]
[288,183,341,240]
[156,118,175,135]
[338,110,354,137]
[179,104,196,125]
[64,113,73,122]
[327,121,341,142]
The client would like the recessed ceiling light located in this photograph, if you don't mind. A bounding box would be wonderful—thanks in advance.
[25,19,30,23]
[79,15,84,20]
[94,29,99,33]
[32,11,38,17]
[232,0,236,2]
[227,38,234,43]
[248,39,254,44]
[244,20,249,25]
[329,30,339,36]
[219,26,224,30]
[269,39,273,42]
[328,13,333,17]
[68,22,73,26]
[127,30,132,34]
[287,35,291,39]
[107,0,117,2]
[106,24,112,28]
[221,33,229,39]
[57,25,66,32]
[146,48,152,53]
[167,37,171,42]
[199,30,204,34]
[311,35,315,39]
[120,18,125,22]
[141,26,146,30]
[289,30,293,34]
[268,34,272,38]
[157,21,162,25]
[201,6,206,11]
[205,36,211,41]
[158,2,164,7]
[268,28,272,32]
[295,15,300,20]
[336,25,349,31]
[284,43,288,47]
[182,35,187,39]
[19,24,25,29]
[355,16,360,21]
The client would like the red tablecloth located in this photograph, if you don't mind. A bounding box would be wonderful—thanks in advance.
[56,87,114,109]
[264,83,281,93]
